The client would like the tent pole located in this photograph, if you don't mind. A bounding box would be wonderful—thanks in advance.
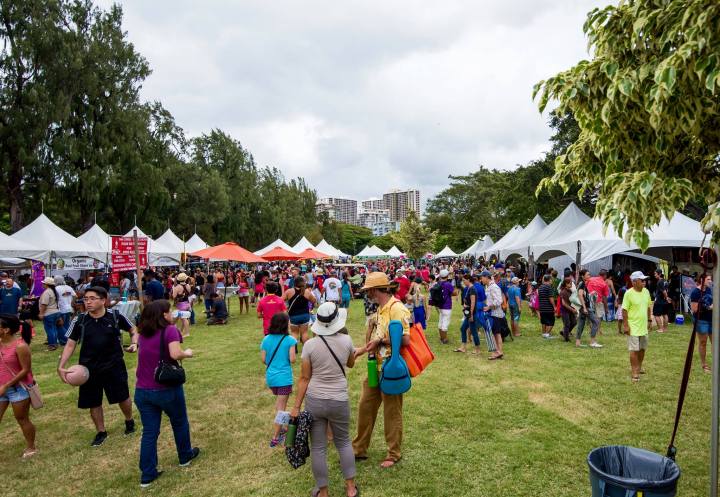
[575,241,581,282]
[711,244,720,497]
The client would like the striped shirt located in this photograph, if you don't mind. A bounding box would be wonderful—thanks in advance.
[538,284,555,313]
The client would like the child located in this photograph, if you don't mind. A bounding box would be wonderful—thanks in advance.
[411,277,428,329]
[260,312,297,447]
[207,293,228,325]
[615,285,626,335]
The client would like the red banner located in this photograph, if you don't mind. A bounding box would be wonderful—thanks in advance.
[111,236,148,272]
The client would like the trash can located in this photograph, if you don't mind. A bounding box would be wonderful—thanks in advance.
[587,446,680,497]
[674,315,684,325]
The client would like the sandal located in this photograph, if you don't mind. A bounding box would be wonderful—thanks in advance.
[703,364,712,373]
[22,448,37,459]
[453,348,466,353]
[347,484,360,497]
[631,376,640,383]
[380,458,399,468]
[488,354,504,361]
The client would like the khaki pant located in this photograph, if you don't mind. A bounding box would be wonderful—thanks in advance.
[352,378,404,462]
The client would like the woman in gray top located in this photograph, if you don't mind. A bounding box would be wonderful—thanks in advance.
[291,302,359,497]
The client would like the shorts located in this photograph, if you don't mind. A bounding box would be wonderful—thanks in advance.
[270,385,292,396]
[696,320,712,334]
[289,313,311,326]
[652,301,668,316]
[78,365,130,409]
[172,310,191,319]
[0,384,30,403]
[540,311,555,326]
[627,335,649,352]
[509,306,521,322]
[438,309,452,330]
[238,290,249,298]
[595,305,606,320]
[491,315,509,335]
[615,306,623,321]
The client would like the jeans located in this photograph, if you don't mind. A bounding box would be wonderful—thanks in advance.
[561,311,577,340]
[43,312,62,346]
[306,396,356,488]
[189,307,195,325]
[576,310,600,340]
[134,386,194,483]
[460,316,480,346]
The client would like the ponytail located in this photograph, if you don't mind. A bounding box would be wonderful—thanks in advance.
[20,321,31,344]
[0,313,30,343]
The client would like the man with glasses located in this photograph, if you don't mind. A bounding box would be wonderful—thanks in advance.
[57,286,139,446]
[622,271,652,383]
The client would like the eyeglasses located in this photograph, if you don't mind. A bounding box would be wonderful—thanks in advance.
[84,296,104,301]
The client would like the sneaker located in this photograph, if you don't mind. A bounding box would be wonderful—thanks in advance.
[278,427,288,445]
[91,431,108,447]
[179,447,201,467]
[140,471,164,488]
[124,419,136,436]
[542,333,555,339]
[269,438,280,448]
[590,342,604,348]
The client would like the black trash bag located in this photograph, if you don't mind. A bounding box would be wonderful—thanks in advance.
[588,446,680,497]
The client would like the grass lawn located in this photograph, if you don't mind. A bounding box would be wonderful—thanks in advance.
[1,298,712,497]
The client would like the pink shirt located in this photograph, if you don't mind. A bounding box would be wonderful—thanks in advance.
[0,338,33,385]
[257,295,287,335]
[587,276,609,299]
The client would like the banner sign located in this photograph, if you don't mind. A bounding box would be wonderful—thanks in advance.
[111,236,148,272]
[56,257,104,271]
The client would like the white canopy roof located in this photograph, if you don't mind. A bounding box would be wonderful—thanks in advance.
[291,236,315,253]
[315,239,339,258]
[436,245,458,258]
[79,224,111,252]
[185,233,208,253]
[527,203,590,259]
[0,231,46,260]
[155,229,186,253]
[385,246,405,258]
[533,212,708,264]
[124,225,180,264]
[461,235,494,257]
[500,214,548,259]
[356,245,387,258]
[483,225,523,258]
[11,214,106,262]
[254,238,296,256]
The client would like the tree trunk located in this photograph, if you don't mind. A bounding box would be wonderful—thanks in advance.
[8,158,23,232]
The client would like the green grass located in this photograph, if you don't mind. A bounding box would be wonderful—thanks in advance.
[1,298,712,497]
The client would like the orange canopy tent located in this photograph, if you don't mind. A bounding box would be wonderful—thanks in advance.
[296,248,331,260]
[190,242,267,263]
[260,246,301,261]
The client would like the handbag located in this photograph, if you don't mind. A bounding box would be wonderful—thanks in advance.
[154,327,186,386]
[400,323,435,378]
[0,342,43,409]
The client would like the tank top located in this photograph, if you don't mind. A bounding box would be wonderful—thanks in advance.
[287,288,310,316]
[0,338,33,385]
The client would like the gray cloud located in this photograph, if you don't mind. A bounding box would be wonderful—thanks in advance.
[105,0,607,206]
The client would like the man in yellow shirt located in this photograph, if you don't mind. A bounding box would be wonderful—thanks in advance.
[353,272,410,468]
[622,271,652,382]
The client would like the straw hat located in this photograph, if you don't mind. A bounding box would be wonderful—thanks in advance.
[311,302,347,336]
[176,273,189,282]
[361,272,399,291]
[42,277,56,286]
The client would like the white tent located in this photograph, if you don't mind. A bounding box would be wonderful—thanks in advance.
[291,236,316,253]
[11,214,106,263]
[156,229,186,253]
[526,203,590,260]
[185,233,208,253]
[124,226,181,266]
[500,214,548,260]
[316,239,340,258]
[356,245,387,258]
[0,231,46,261]
[436,246,458,258]
[254,238,296,256]
[79,224,111,253]
[483,225,523,258]
[385,246,405,258]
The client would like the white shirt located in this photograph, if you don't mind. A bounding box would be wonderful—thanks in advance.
[56,284,77,313]
[323,277,342,302]
[486,282,505,318]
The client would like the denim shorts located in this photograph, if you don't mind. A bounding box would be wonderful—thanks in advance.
[289,313,311,326]
[172,310,192,319]
[0,384,30,403]
[509,306,521,322]
[697,320,712,334]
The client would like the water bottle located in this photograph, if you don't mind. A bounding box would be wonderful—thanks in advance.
[285,417,297,447]
[367,353,379,388]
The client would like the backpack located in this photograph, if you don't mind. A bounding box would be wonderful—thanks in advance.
[175,284,190,303]
[400,323,435,377]
[379,320,411,395]
[429,283,445,307]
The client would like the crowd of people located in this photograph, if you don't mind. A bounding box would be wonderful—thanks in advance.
[0,256,714,493]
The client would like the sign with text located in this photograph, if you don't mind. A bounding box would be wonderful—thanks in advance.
[111,236,147,272]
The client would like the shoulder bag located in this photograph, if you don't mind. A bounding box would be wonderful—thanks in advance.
[154,327,186,386]
[266,335,287,369]
[319,336,345,377]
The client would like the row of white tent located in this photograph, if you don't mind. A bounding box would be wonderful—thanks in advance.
[462,202,709,264]
[253,237,351,259]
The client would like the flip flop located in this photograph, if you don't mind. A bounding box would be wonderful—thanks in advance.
[311,488,320,497]
[380,458,399,468]
[347,484,360,497]
[703,365,712,373]
[631,376,640,383]
[453,348,466,353]
[488,354,504,361]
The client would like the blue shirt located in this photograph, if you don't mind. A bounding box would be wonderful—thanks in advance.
[508,285,521,308]
[261,334,298,388]
[144,280,165,301]
[0,287,22,314]
[473,283,486,305]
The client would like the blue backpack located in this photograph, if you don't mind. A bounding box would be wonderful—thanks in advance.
[379,320,412,395]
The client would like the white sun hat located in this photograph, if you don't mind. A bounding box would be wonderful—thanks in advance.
[311,302,347,336]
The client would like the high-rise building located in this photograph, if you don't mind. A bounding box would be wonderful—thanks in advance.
[382,189,421,223]
[357,207,390,230]
[361,197,385,210]
[315,197,357,225]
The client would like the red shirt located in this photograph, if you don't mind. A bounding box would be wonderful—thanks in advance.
[394,275,411,301]
[420,269,430,282]
[587,276,609,299]
[257,295,287,335]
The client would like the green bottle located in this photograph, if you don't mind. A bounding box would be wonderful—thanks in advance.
[367,353,379,388]
[285,417,297,447]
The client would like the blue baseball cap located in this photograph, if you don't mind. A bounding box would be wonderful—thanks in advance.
[480,270,492,278]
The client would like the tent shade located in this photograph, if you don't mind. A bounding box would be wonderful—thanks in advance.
[296,248,331,260]
[435,246,458,258]
[261,247,302,261]
[0,231,46,261]
[291,237,316,253]
[500,214,548,260]
[124,225,180,264]
[315,239,340,258]
[11,214,105,262]
[483,226,523,258]
[78,224,111,253]
[385,246,405,258]
[155,229,186,253]
[185,233,209,253]
[191,242,267,263]
[254,239,296,256]
[356,245,387,258]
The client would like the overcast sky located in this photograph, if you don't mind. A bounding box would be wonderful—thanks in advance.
[105,0,607,206]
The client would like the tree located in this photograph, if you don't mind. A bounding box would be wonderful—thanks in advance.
[533,0,720,249]
[396,211,436,261]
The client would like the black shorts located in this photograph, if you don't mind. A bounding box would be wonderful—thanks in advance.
[652,301,668,317]
[491,315,510,337]
[540,311,556,327]
[78,364,130,409]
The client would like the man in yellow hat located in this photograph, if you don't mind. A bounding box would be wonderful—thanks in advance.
[352,272,411,468]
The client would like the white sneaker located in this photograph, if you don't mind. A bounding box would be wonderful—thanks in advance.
[590,342,603,348]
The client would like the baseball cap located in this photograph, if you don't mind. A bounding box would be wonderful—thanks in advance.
[480,270,491,278]
[439,269,449,278]
[630,271,649,281]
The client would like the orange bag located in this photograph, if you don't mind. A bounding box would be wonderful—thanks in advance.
[401,323,435,377]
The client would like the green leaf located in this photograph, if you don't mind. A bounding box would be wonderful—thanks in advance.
[706,69,720,92]
[619,78,634,96]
